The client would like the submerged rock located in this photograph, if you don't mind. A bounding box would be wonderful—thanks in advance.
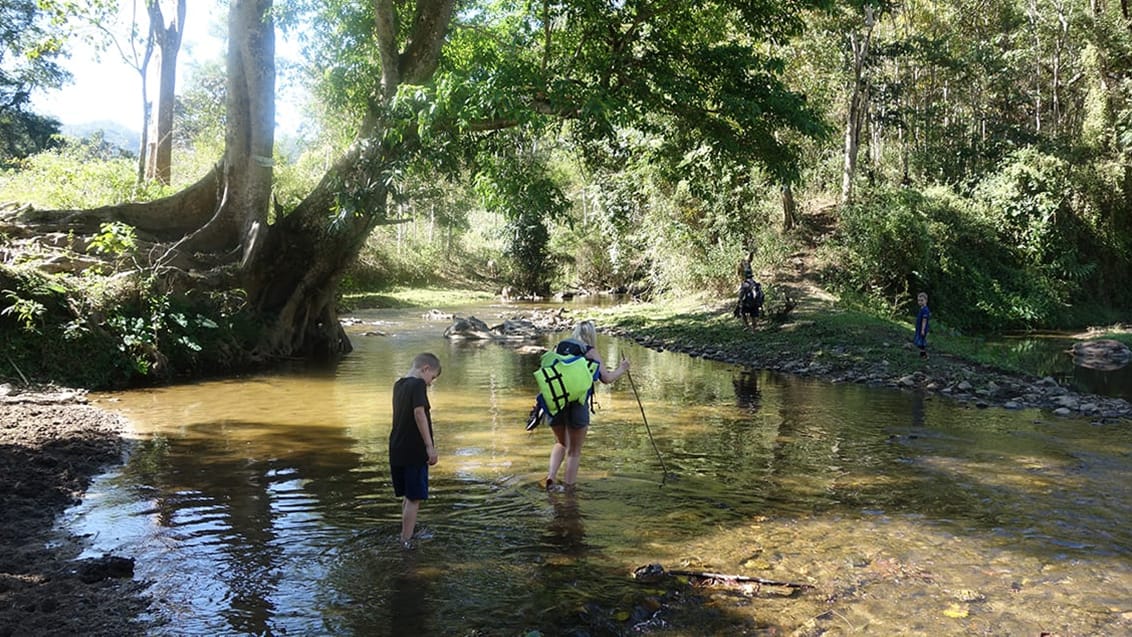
[75,554,134,583]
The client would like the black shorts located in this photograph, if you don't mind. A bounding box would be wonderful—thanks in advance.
[550,401,590,429]
[391,464,429,501]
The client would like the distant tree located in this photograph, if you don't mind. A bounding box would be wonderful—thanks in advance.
[174,59,225,147]
[144,0,186,184]
[86,0,155,183]
[0,0,69,160]
[0,110,61,160]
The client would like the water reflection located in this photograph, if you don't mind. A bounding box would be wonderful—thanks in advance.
[988,332,1132,400]
[389,552,431,635]
[543,490,586,555]
[63,306,1132,635]
[732,369,761,411]
[910,390,925,428]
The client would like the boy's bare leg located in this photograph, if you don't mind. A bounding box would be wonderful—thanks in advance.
[401,498,420,544]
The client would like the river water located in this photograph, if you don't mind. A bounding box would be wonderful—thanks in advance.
[67,305,1132,635]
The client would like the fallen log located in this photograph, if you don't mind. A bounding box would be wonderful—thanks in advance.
[668,568,813,590]
[632,563,813,590]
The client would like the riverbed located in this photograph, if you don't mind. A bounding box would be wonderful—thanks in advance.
[68,305,1132,635]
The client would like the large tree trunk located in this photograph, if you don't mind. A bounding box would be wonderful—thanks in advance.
[231,0,456,360]
[12,0,457,366]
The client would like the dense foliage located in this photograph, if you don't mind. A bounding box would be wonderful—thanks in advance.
[4,0,1132,387]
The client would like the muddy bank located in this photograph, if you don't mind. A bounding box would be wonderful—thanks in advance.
[0,386,149,637]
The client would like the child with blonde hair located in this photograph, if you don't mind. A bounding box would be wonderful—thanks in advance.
[541,321,629,489]
[914,293,930,359]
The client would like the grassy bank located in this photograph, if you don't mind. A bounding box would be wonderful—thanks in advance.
[364,285,1132,384]
[342,285,496,310]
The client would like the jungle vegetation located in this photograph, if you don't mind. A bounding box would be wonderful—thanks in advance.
[1,0,1131,387]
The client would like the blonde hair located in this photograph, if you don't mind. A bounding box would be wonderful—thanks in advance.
[571,321,597,347]
[411,352,441,373]
[917,292,928,303]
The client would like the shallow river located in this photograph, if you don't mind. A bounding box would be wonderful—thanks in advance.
[68,305,1132,635]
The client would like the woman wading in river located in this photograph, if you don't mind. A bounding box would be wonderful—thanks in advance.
[535,320,630,489]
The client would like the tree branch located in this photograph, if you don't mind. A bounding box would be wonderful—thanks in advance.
[373,0,401,99]
[399,0,457,84]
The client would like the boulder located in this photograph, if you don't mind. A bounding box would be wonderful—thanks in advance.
[1070,339,1131,371]
[443,315,542,341]
[443,316,497,340]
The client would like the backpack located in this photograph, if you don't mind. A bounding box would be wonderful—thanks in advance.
[532,349,599,416]
[739,280,764,313]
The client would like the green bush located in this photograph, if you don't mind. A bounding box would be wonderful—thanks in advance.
[831,186,933,304]
[829,182,1081,332]
[974,148,1074,268]
[0,137,178,208]
[1,264,255,388]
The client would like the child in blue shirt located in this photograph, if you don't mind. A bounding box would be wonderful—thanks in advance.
[914,292,930,359]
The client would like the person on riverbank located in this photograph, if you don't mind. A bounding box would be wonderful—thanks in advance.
[540,320,630,490]
[733,248,763,330]
[390,352,442,549]
[737,248,755,282]
[914,292,930,359]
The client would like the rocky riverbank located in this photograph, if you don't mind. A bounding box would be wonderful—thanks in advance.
[0,385,149,637]
[605,323,1132,424]
[440,306,1132,423]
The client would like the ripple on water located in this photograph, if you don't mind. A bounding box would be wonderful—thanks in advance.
[68,325,1132,635]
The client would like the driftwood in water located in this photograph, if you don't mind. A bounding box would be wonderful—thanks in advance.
[633,563,813,591]
[668,568,813,590]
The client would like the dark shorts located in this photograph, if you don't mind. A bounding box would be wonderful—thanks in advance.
[391,464,429,501]
[550,401,590,430]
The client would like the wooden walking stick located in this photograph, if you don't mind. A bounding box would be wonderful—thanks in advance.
[626,369,669,486]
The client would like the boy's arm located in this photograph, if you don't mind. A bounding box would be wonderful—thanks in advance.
[414,405,438,465]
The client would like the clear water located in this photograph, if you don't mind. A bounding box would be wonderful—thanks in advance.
[982,332,1132,401]
[67,305,1132,635]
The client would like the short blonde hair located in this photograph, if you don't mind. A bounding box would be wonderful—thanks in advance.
[571,320,597,347]
[917,292,928,303]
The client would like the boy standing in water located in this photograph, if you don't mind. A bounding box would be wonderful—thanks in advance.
[914,292,931,358]
[390,353,442,549]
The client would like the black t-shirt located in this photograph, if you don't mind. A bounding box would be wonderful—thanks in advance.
[389,376,432,466]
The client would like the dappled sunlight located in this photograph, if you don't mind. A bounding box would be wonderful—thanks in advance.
[915,454,1086,494]
[74,311,1132,635]
[655,510,1132,635]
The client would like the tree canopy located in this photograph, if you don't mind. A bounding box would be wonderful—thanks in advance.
[0,0,71,159]
[4,0,1132,387]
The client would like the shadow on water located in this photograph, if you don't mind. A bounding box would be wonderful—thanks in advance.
[63,305,1132,635]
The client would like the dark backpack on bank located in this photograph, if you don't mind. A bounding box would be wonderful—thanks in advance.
[736,280,764,317]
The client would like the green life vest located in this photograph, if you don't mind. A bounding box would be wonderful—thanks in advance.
[533,350,599,416]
